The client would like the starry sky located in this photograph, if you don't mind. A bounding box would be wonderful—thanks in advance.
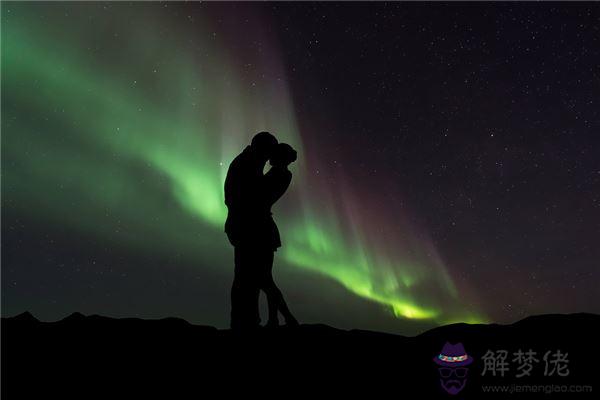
[2,2,599,335]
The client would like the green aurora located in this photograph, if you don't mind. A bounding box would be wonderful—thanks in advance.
[2,3,485,327]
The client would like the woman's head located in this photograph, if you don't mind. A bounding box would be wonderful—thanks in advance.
[270,143,297,167]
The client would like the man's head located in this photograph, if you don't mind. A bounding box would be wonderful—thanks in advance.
[250,131,278,162]
[270,143,297,168]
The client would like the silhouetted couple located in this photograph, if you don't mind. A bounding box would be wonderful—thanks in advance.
[224,132,299,330]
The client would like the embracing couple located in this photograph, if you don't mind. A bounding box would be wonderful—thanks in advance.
[224,131,299,330]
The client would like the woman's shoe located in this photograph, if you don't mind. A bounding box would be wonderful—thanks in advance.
[265,320,279,329]
[284,316,299,327]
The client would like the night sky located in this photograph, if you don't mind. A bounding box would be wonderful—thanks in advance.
[2,2,599,335]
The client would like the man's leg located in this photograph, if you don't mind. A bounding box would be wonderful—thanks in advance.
[230,246,243,329]
[231,246,260,329]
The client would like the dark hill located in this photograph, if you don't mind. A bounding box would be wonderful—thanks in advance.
[2,312,598,398]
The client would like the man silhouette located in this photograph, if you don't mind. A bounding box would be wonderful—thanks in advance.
[224,132,278,330]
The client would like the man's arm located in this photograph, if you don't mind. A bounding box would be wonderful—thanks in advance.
[263,169,292,206]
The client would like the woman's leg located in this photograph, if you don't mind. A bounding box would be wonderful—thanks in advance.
[262,273,298,326]
[259,250,280,326]
[260,248,299,326]
[265,278,280,326]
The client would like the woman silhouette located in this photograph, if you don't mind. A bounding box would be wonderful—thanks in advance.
[260,143,299,328]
